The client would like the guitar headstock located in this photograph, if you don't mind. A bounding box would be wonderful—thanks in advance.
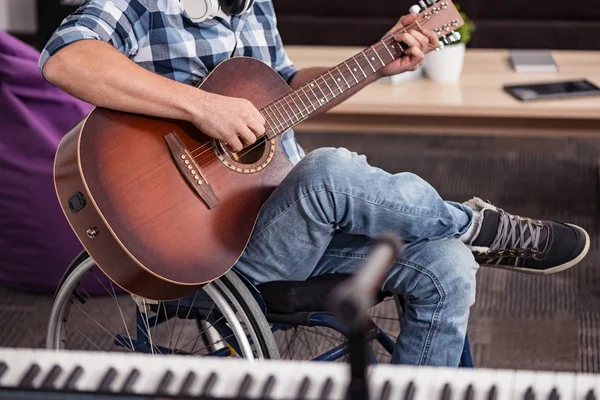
[408,0,465,50]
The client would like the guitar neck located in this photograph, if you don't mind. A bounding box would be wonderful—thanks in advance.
[259,0,465,139]
[261,35,404,138]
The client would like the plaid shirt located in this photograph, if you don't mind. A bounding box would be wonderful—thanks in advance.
[39,0,305,164]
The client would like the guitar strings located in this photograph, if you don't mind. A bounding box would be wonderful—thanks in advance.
[186,18,427,165]
[186,17,426,160]
[189,17,435,173]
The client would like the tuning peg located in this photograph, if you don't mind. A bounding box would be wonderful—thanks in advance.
[435,41,445,52]
[418,1,427,9]
[451,31,461,42]
[409,5,422,14]
[425,0,435,5]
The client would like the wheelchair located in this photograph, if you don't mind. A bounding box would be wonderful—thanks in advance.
[46,251,473,366]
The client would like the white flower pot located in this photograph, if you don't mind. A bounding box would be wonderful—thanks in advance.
[423,42,466,83]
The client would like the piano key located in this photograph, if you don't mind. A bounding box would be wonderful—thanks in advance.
[97,367,117,392]
[202,371,218,396]
[488,385,498,400]
[463,384,474,400]
[0,362,7,380]
[524,386,535,400]
[63,365,83,391]
[404,380,416,400]
[40,365,62,389]
[586,390,597,400]
[440,383,451,400]
[237,374,253,398]
[297,376,310,399]
[320,377,334,400]
[260,374,276,399]
[378,380,391,400]
[18,363,40,388]
[121,368,140,393]
[179,371,196,396]
[156,370,174,394]
[548,387,559,400]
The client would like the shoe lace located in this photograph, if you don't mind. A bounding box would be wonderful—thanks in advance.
[489,210,542,254]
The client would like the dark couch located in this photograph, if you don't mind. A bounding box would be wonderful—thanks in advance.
[274,0,600,50]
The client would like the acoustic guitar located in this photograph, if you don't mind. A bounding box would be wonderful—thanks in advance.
[54,1,464,300]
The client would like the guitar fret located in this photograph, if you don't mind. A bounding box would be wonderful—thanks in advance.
[335,66,351,89]
[329,71,343,94]
[300,86,317,111]
[344,61,359,83]
[371,45,386,66]
[269,105,284,129]
[381,40,395,59]
[320,76,336,98]
[263,110,277,134]
[362,52,376,72]
[295,89,311,113]
[278,100,296,124]
[352,56,367,78]
[288,93,305,118]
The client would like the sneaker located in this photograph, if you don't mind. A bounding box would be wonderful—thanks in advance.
[464,197,590,274]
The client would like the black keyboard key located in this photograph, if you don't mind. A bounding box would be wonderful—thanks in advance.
[0,362,7,379]
[548,388,559,400]
[179,371,196,396]
[157,370,174,395]
[440,383,452,400]
[487,385,498,400]
[18,363,41,388]
[464,384,474,400]
[320,377,333,400]
[202,372,218,396]
[63,366,83,390]
[379,380,391,400]
[121,368,140,393]
[40,365,62,389]
[297,376,310,399]
[97,367,117,392]
[404,381,416,400]
[586,390,597,400]
[237,374,253,397]
[261,375,276,400]
[524,387,535,400]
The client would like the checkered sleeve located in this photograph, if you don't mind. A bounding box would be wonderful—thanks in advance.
[264,3,297,84]
[39,0,147,76]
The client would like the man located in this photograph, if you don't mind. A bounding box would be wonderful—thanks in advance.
[40,0,589,367]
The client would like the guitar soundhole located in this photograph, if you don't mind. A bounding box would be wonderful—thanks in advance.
[229,136,266,165]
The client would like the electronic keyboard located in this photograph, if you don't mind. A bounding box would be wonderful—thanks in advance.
[1,348,599,399]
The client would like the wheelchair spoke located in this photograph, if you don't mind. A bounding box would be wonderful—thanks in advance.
[172,291,200,352]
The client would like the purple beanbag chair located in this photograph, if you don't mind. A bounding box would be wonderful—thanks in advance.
[0,31,111,293]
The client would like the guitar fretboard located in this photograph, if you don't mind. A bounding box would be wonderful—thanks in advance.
[260,35,405,138]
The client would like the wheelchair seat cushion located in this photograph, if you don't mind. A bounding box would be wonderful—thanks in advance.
[256,273,391,315]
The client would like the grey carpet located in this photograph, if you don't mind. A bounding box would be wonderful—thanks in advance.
[1,132,599,373]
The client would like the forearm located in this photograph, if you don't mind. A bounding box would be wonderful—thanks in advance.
[42,40,203,121]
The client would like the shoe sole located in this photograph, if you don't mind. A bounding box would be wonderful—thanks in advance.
[479,223,590,275]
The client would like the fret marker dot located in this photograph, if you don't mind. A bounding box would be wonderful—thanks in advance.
[353,68,357,72]
[310,83,314,87]
[337,78,341,81]
[371,57,375,61]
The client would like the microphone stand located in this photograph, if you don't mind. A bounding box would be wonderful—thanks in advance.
[329,233,403,400]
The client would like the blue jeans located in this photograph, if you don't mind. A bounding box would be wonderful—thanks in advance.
[235,147,479,367]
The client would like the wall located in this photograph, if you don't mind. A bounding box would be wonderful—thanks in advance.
[0,0,36,33]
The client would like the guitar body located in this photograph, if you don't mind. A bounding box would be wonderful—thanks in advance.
[54,58,294,300]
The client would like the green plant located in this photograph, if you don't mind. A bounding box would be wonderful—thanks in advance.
[455,4,475,45]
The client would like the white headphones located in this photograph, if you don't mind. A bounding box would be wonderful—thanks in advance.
[180,0,255,23]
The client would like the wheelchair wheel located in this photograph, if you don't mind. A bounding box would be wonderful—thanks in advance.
[274,296,403,363]
[46,253,279,360]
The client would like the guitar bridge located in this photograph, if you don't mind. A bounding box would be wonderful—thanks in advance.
[164,132,220,209]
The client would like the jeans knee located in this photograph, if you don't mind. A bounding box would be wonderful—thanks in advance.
[301,147,361,182]
[438,245,478,310]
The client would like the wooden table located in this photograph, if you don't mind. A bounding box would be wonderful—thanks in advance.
[286,46,600,138]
